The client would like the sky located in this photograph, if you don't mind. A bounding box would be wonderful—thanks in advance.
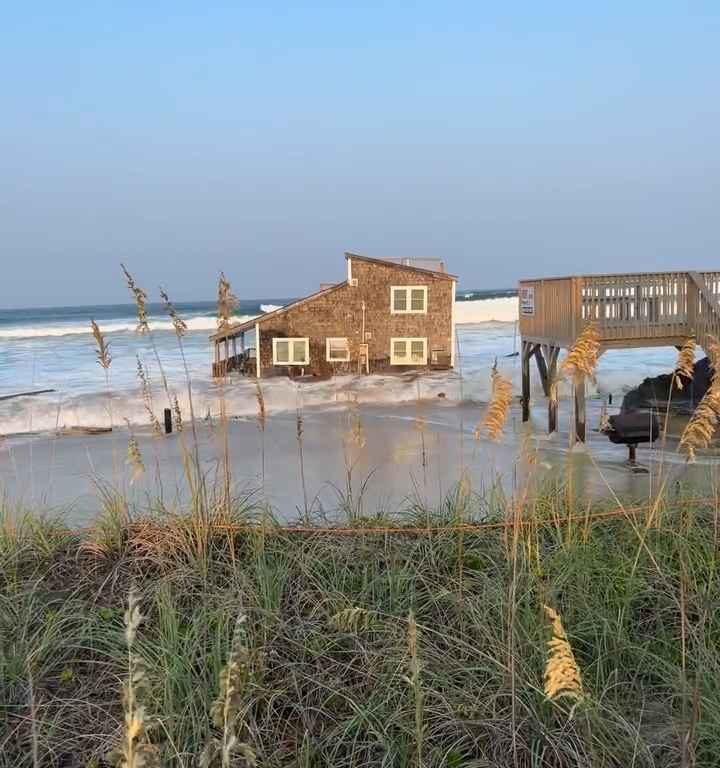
[1,2,719,308]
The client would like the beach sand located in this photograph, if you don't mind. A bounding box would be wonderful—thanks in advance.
[0,396,709,526]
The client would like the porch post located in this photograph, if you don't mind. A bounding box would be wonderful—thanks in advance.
[255,322,261,378]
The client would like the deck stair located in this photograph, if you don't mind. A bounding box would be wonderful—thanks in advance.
[518,270,720,441]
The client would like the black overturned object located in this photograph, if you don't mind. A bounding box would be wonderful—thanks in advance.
[604,412,659,465]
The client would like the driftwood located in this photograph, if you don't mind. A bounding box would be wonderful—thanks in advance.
[0,389,56,402]
[57,426,112,436]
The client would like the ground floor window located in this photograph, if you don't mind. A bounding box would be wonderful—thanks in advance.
[390,337,427,365]
[326,337,350,362]
[272,337,309,365]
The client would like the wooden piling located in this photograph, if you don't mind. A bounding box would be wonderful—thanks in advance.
[521,341,531,422]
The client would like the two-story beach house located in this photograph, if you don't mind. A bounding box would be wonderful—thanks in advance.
[211,253,457,378]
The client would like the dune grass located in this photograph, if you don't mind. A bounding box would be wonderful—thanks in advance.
[2,485,720,767]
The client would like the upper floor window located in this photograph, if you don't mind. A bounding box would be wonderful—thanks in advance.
[273,337,309,366]
[391,286,427,314]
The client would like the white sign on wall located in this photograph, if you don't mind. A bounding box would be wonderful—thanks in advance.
[520,286,535,316]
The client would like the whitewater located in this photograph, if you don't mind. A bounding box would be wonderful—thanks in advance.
[0,295,687,436]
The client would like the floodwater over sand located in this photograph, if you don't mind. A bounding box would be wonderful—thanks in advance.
[1,396,711,527]
[0,296,711,524]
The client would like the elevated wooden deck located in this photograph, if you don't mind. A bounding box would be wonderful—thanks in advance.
[518,271,720,441]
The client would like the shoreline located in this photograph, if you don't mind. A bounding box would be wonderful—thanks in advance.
[1,397,708,527]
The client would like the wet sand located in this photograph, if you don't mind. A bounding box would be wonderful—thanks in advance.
[1,396,710,527]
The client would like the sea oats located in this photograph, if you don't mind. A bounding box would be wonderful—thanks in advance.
[121,264,150,334]
[679,335,720,461]
[543,605,584,702]
[674,337,696,390]
[172,394,183,433]
[217,272,239,329]
[679,384,720,462]
[159,287,188,337]
[90,320,111,370]
[255,383,266,432]
[125,422,145,485]
[201,613,256,768]
[475,362,513,441]
[561,323,600,380]
[136,356,162,436]
[108,589,159,768]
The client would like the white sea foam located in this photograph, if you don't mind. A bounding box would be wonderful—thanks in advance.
[0,295,681,436]
[0,314,258,340]
[0,297,514,341]
[454,297,517,324]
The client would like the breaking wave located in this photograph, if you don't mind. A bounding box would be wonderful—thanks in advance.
[0,315,257,340]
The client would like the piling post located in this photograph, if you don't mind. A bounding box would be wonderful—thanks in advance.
[521,341,531,422]
[164,408,172,434]
[574,374,586,443]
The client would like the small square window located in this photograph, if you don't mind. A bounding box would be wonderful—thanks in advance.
[326,337,350,362]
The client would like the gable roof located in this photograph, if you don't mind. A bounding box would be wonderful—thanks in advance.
[210,254,456,342]
[210,281,347,341]
[345,252,457,280]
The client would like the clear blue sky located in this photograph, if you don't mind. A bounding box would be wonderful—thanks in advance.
[1,2,718,307]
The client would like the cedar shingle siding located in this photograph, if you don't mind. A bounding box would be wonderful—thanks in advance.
[256,256,454,377]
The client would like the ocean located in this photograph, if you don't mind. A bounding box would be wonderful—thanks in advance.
[0,290,690,439]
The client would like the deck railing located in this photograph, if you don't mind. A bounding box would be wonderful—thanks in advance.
[519,271,720,350]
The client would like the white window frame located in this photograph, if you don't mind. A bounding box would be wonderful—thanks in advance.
[390,285,428,314]
[272,337,309,366]
[390,337,428,366]
[326,337,350,362]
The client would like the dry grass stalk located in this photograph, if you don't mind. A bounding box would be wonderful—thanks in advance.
[200,613,256,768]
[543,605,584,703]
[108,589,159,767]
[90,320,111,369]
[330,606,376,632]
[674,337,696,390]
[136,356,162,436]
[405,611,424,767]
[255,383,266,432]
[172,394,183,433]
[125,421,145,485]
[475,363,512,441]
[217,272,239,329]
[296,393,310,521]
[121,264,150,334]
[561,323,600,379]
[159,288,187,337]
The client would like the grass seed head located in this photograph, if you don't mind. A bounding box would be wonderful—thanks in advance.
[674,337,696,390]
[561,323,600,380]
[543,605,584,703]
[476,362,513,441]
[136,356,162,436]
[125,420,145,484]
[121,264,150,335]
[172,394,183,432]
[90,319,112,370]
[159,287,188,337]
[217,272,239,329]
[255,383,266,432]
